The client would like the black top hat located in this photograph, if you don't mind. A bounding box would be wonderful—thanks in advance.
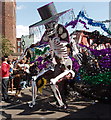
[29,2,71,27]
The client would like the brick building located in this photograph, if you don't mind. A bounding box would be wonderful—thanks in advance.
[0,0,16,52]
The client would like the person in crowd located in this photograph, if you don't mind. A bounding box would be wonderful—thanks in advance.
[66,44,73,57]
[53,56,65,78]
[14,58,26,97]
[7,59,14,92]
[12,58,18,68]
[17,59,26,71]
[24,60,31,87]
[65,44,73,70]
[1,56,11,102]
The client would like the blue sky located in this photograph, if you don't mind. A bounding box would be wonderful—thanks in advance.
[16,1,110,38]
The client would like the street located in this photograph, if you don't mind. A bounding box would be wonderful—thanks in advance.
[1,87,111,120]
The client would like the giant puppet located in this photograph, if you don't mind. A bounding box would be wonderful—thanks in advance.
[26,2,75,108]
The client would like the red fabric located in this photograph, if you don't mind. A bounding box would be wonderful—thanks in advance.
[1,62,10,78]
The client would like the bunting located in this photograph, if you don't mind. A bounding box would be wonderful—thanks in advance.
[65,10,111,35]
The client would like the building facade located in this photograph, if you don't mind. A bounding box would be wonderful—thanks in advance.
[0,0,16,52]
[17,38,21,53]
[21,34,37,53]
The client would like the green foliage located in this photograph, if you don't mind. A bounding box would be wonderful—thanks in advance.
[0,35,15,56]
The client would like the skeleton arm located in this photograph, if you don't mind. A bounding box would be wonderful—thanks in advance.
[50,69,75,84]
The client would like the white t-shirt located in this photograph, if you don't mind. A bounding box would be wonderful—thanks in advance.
[24,64,30,73]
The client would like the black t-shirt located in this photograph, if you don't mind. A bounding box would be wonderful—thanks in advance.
[54,63,65,77]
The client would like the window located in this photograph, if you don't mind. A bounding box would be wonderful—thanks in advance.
[18,41,21,46]
[18,48,21,52]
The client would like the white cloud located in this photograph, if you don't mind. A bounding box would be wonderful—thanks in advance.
[16,5,25,10]
[16,25,29,38]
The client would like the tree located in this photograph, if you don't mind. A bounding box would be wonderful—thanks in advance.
[0,35,15,56]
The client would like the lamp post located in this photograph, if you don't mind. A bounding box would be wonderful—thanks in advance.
[21,35,25,52]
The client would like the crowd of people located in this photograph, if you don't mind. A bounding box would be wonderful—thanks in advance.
[1,56,33,103]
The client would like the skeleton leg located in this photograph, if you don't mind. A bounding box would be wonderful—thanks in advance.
[50,83,64,107]
[28,76,37,108]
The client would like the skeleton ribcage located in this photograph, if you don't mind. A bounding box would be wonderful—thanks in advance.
[49,37,68,60]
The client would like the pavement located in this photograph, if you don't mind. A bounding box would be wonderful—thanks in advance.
[1,86,111,120]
